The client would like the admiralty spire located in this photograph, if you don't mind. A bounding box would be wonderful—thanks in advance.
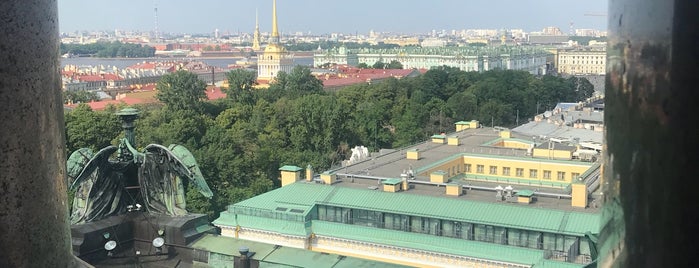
[257,0,293,84]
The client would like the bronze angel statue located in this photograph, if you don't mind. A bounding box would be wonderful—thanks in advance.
[67,108,213,224]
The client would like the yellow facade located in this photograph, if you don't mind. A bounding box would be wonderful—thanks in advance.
[532,148,573,160]
[430,171,448,183]
[461,155,589,183]
[517,196,532,204]
[447,137,459,146]
[320,172,336,185]
[419,154,591,187]
[406,150,420,160]
[383,183,401,192]
[502,140,533,150]
[455,120,479,131]
[280,170,300,186]
[431,137,445,144]
[446,184,462,196]
[306,166,313,182]
[312,236,516,268]
[499,130,511,139]
[557,49,606,75]
[571,183,588,208]
[421,157,464,179]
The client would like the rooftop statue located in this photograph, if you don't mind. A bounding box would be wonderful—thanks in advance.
[67,108,213,225]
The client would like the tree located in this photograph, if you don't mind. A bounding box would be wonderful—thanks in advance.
[386,60,403,69]
[357,63,369,69]
[267,66,323,98]
[156,70,207,111]
[63,90,99,104]
[372,60,386,69]
[224,69,257,105]
[64,104,121,154]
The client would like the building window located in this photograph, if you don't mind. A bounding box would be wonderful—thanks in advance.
[476,165,484,174]
[489,166,497,175]
[516,168,524,177]
[543,170,552,180]
[464,164,471,173]
[529,169,538,179]
[557,171,566,181]
[572,172,581,181]
[502,167,511,176]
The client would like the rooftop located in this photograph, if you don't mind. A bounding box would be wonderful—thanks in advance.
[321,125,603,214]
[191,234,410,268]
[224,182,599,237]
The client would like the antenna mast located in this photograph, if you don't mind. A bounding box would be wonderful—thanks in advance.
[154,0,159,41]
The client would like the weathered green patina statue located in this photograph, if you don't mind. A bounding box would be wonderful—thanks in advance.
[67,108,213,224]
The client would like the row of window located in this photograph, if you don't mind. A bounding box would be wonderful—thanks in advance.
[316,205,592,257]
[560,60,604,65]
[560,55,605,60]
[465,164,580,181]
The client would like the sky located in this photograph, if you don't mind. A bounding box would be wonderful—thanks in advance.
[58,0,608,35]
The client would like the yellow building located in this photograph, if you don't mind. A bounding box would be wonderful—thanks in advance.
[557,48,606,75]
[213,122,602,267]
[257,0,293,83]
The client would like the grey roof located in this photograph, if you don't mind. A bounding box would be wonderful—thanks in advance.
[512,121,603,144]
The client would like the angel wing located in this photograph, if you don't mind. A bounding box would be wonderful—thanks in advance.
[140,144,213,216]
[67,148,94,186]
[69,146,130,224]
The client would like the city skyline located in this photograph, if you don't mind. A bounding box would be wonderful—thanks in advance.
[58,0,608,35]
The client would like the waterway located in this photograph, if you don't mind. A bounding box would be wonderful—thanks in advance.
[60,56,314,69]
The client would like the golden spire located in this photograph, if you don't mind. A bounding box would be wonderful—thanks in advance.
[252,9,260,50]
[270,0,279,44]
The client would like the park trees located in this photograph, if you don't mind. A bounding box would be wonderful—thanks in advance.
[156,70,208,112]
[223,69,257,105]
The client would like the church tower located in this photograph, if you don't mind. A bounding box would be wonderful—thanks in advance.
[257,0,294,84]
[251,9,261,51]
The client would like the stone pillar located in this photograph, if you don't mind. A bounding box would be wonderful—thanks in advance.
[600,0,699,267]
[0,1,75,267]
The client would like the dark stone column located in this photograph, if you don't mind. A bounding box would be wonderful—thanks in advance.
[600,0,699,267]
[0,1,75,267]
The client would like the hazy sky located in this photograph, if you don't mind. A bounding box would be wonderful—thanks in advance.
[58,0,608,35]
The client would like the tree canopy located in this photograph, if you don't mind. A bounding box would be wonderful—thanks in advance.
[156,70,208,112]
[64,66,596,220]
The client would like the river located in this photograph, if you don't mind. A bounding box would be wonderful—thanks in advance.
[60,56,314,69]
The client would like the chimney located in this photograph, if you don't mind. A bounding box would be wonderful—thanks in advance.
[306,165,313,182]
[278,165,303,186]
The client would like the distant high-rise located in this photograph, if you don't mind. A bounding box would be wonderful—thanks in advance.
[257,0,293,83]
[252,9,261,51]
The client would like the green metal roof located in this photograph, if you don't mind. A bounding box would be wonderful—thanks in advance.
[191,234,409,268]
[279,165,304,172]
[191,234,278,260]
[312,221,545,265]
[221,183,599,236]
[455,121,471,125]
[382,178,402,185]
[431,170,447,175]
[517,190,535,197]
[431,134,446,139]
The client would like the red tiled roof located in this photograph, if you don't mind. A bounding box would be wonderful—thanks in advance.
[205,86,227,100]
[318,66,419,88]
[127,62,157,70]
[65,97,154,111]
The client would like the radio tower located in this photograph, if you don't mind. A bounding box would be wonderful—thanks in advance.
[154,0,160,41]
